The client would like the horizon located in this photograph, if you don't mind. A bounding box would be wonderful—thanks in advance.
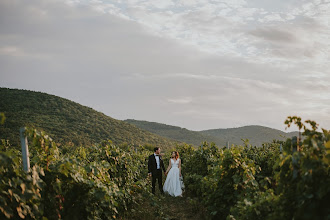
[124,118,301,133]
[1,0,329,132]
[2,87,302,133]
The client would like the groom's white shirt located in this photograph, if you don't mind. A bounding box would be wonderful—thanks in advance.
[154,153,160,169]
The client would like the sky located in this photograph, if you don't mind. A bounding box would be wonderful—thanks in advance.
[1,0,330,131]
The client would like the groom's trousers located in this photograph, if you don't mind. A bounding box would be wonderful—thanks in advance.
[152,169,163,194]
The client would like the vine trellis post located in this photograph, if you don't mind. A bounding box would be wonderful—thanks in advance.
[292,136,298,179]
[20,127,30,172]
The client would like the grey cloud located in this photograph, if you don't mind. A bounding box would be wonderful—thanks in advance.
[247,17,329,60]
[0,0,329,131]
[293,16,323,30]
[250,27,296,43]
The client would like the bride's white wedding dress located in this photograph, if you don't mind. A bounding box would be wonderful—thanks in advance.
[163,159,183,197]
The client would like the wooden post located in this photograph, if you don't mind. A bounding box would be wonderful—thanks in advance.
[298,130,302,151]
[292,136,297,153]
[226,141,230,149]
[20,127,30,172]
[292,136,298,179]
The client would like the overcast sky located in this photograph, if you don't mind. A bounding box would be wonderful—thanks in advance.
[1,0,329,131]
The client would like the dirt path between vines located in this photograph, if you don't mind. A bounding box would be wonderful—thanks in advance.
[160,194,207,220]
[124,192,209,220]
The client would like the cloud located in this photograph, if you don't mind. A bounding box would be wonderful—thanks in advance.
[0,0,329,131]
[249,27,296,43]
[167,97,192,104]
[258,13,285,22]
[0,46,25,57]
[77,0,330,62]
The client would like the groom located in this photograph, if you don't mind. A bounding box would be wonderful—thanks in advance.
[148,147,166,194]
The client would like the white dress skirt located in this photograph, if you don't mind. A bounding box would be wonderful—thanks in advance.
[163,159,183,197]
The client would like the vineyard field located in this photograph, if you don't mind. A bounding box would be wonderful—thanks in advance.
[0,117,329,219]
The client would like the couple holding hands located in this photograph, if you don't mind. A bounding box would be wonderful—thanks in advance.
[148,147,183,197]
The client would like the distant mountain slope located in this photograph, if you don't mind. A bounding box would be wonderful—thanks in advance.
[125,119,226,146]
[200,126,299,146]
[125,120,299,147]
[0,88,178,149]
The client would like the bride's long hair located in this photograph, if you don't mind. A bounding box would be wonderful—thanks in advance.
[172,151,179,160]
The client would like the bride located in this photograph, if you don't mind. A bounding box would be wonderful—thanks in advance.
[163,151,183,197]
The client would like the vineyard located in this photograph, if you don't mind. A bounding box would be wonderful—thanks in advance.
[0,117,330,219]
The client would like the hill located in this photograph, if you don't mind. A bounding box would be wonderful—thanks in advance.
[125,120,299,147]
[0,88,178,149]
[125,119,226,146]
[200,125,300,146]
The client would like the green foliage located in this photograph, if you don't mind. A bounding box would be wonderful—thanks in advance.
[0,128,154,219]
[180,143,217,197]
[0,88,177,150]
[0,112,5,125]
[1,113,329,220]
[185,146,259,219]
[271,117,330,220]
[183,117,330,220]
[0,141,44,219]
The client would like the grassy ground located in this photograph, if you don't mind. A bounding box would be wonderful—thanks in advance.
[160,194,208,220]
[123,190,209,220]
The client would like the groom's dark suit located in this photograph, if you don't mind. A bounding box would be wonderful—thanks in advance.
[148,154,166,194]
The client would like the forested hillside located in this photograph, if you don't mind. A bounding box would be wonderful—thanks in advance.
[1,88,300,149]
[125,119,226,146]
[125,119,299,147]
[0,88,178,149]
[200,125,299,146]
